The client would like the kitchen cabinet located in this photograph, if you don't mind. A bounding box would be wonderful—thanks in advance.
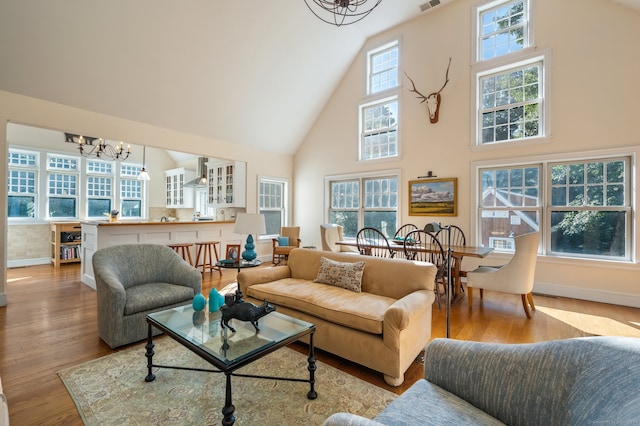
[165,168,196,208]
[51,222,82,267]
[206,161,246,207]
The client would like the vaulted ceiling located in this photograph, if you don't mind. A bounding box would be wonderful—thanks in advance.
[1,0,638,155]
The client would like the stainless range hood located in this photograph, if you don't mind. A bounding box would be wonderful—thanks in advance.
[184,157,208,187]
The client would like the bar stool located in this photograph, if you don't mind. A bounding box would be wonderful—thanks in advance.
[194,241,222,276]
[167,243,194,266]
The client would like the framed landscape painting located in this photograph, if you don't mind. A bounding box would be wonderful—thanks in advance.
[408,178,457,216]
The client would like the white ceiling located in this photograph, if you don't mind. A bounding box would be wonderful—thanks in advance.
[1,0,638,156]
[0,0,433,155]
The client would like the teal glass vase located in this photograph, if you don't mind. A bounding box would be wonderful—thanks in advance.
[209,288,221,312]
[192,292,206,311]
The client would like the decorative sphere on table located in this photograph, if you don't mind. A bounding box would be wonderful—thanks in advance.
[192,292,206,311]
[241,234,257,261]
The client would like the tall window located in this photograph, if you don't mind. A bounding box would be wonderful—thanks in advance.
[476,152,631,261]
[86,160,113,218]
[479,165,541,249]
[361,39,400,161]
[479,59,542,144]
[259,177,288,236]
[7,149,38,218]
[367,40,399,95]
[549,159,629,258]
[472,0,547,146]
[328,173,398,238]
[120,164,143,218]
[477,0,529,61]
[47,154,79,218]
[360,96,398,160]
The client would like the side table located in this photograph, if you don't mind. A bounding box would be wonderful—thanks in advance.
[216,259,262,273]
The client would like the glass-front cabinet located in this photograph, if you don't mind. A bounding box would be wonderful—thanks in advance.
[165,167,195,208]
[207,160,246,207]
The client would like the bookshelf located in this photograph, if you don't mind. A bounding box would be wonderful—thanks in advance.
[50,222,82,267]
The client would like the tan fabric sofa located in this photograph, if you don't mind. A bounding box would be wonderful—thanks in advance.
[237,248,436,386]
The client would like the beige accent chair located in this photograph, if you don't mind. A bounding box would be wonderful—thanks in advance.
[271,226,301,264]
[466,232,540,318]
[320,224,358,253]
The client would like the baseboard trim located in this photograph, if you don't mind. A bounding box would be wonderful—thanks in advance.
[7,258,50,268]
[534,281,640,309]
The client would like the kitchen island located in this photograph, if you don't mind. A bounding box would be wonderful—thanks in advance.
[81,220,242,289]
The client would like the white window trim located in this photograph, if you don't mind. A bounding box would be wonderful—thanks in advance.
[471,0,536,65]
[46,153,80,220]
[7,148,39,222]
[470,146,638,266]
[324,168,403,233]
[470,48,552,149]
[257,175,290,240]
[358,95,400,162]
[366,39,401,97]
[86,160,114,219]
[8,144,148,222]
[119,164,145,219]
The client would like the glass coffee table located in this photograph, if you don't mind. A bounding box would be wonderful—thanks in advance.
[145,304,316,426]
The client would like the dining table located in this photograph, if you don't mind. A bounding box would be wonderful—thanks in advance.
[336,239,494,305]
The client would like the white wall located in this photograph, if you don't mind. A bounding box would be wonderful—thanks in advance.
[0,90,294,306]
[293,0,640,307]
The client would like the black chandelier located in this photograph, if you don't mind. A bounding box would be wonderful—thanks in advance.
[65,133,131,162]
[304,0,382,26]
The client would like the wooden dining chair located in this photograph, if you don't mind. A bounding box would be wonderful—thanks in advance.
[438,225,467,292]
[356,227,395,258]
[393,224,418,258]
[393,224,418,240]
[404,230,447,309]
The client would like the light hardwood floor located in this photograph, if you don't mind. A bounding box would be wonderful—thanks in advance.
[1,263,639,425]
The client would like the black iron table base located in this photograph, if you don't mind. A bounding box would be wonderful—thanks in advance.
[144,324,317,425]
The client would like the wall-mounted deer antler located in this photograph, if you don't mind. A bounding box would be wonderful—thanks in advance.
[404,57,451,124]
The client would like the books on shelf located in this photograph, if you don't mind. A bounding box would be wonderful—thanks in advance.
[60,244,81,260]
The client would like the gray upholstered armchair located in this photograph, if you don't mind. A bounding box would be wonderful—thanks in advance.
[324,336,640,425]
[93,244,202,348]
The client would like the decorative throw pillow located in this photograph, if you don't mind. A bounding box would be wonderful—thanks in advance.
[313,257,366,293]
[277,236,289,246]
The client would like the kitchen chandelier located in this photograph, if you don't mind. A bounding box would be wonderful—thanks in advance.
[303,0,382,26]
[64,132,131,162]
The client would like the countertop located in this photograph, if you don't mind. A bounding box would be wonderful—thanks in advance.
[82,220,236,226]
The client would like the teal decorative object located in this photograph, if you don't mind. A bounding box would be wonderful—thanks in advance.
[209,288,221,312]
[241,234,257,261]
[192,292,206,311]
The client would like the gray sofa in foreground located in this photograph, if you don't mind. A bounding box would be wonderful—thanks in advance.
[93,244,202,348]
[324,336,640,426]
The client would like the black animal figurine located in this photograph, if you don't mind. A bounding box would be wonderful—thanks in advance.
[220,299,276,332]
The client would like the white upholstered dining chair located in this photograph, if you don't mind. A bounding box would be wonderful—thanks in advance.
[320,224,358,253]
[466,232,540,318]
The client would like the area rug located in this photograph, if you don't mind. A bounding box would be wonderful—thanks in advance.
[58,337,396,425]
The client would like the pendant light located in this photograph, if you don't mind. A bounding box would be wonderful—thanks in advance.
[137,146,150,181]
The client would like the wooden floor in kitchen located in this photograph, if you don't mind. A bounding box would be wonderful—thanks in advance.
[1,262,639,425]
